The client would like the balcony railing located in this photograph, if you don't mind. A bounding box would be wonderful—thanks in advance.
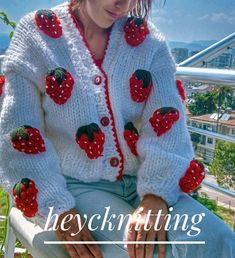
[176,33,235,198]
[176,66,235,87]
[179,32,235,67]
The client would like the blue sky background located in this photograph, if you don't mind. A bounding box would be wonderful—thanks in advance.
[0,0,234,42]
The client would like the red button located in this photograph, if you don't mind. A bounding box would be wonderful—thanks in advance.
[110,157,119,167]
[94,75,102,85]
[100,116,110,127]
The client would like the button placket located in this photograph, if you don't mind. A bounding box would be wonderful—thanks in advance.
[100,116,110,127]
[110,157,119,167]
[94,75,102,85]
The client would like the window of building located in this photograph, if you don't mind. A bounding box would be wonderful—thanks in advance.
[207,137,213,144]
[200,135,206,145]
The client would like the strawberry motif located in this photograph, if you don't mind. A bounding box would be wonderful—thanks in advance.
[35,9,62,38]
[176,79,186,102]
[129,69,153,102]
[149,107,180,136]
[124,122,139,156]
[0,74,5,97]
[124,16,149,47]
[76,123,105,159]
[10,125,46,154]
[179,160,206,193]
[45,67,74,105]
[12,178,38,217]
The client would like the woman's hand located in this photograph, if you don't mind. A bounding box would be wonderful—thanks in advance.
[127,194,168,258]
[55,208,103,258]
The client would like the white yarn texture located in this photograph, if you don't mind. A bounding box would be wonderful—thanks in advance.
[0,1,194,226]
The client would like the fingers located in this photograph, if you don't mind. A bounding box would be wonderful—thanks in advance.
[135,227,147,258]
[157,229,166,258]
[55,215,103,258]
[127,223,137,258]
[74,242,94,258]
[62,242,80,258]
[145,228,156,258]
[83,228,103,258]
[127,222,149,258]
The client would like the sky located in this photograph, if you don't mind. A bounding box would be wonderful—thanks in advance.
[0,0,234,42]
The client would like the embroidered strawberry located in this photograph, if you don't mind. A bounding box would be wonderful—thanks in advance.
[45,67,74,105]
[35,9,62,38]
[124,122,139,156]
[124,16,149,47]
[129,69,153,103]
[10,125,46,154]
[179,160,206,193]
[149,107,180,136]
[176,79,186,102]
[0,74,5,97]
[12,178,38,217]
[76,123,105,159]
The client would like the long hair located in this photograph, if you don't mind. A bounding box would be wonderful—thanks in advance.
[130,0,152,18]
[70,0,154,19]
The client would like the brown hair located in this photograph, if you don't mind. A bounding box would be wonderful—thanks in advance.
[70,0,153,19]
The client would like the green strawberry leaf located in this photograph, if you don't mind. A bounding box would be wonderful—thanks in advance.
[76,123,99,142]
[47,67,67,85]
[87,123,99,142]
[45,10,53,20]
[86,127,94,142]
[37,9,53,20]
[159,107,177,115]
[21,178,29,188]
[15,182,22,198]
[23,125,33,129]
[10,126,29,141]
[134,17,144,27]
[90,123,99,133]
[127,16,135,23]
[124,122,139,135]
[76,126,88,140]
[135,70,152,88]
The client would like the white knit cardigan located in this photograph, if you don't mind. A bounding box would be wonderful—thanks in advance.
[0,1,194,227]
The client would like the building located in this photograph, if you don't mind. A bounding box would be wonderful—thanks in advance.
[189,50,200,57]
[171,48,189,63]
[187,110,235,164]
[207,53,233,69]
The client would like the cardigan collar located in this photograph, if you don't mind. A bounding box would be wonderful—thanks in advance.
[55,1,127,72]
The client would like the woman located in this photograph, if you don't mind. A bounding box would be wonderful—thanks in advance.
[0,0,234,257]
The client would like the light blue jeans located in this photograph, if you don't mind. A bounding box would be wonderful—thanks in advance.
[44,174,235,258]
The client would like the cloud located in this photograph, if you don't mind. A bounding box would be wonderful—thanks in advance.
[150,9,174,25]
[198,11,235,24]
[153,16,174,25]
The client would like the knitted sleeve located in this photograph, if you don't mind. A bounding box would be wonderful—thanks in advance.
[0,14,75,228]
[136,39,205,206]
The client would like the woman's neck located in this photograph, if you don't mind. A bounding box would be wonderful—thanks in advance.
[74,5,111,41]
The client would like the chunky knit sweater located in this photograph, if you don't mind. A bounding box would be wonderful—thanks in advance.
[0,1,205,227]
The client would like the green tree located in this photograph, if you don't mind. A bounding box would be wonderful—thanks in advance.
[214,86,235,113]
[0,11,16,39]
[188,86,234,116]
[214,86,234,132]
[209,140,235,189]
[188,91,216,116]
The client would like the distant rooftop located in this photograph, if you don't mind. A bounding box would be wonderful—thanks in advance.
[189,112,235,128]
